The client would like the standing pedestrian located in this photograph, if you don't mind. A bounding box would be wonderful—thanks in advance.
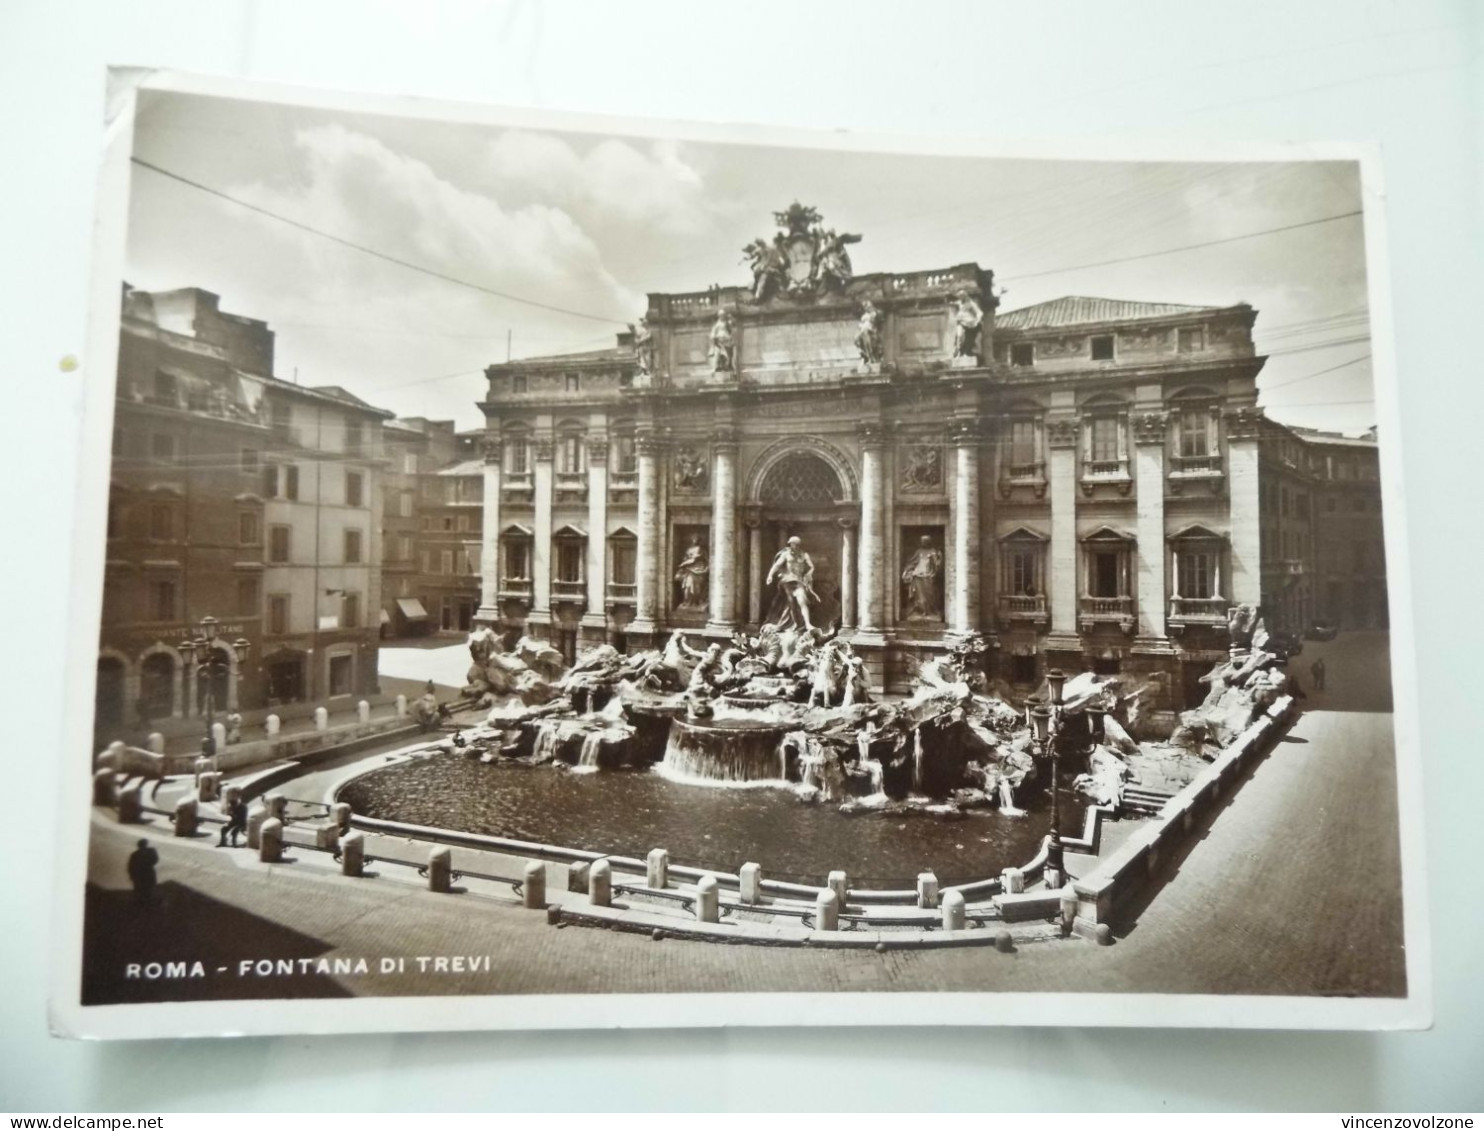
[127,838,159,904]
[1310,657,1327,692]
[218,795,248,847]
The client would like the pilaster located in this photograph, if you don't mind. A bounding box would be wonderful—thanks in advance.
[529,436,554,627]
[1045,414,1080,651]
[474,437,502,626]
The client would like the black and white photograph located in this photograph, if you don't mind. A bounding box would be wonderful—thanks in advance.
[49,68,1428,1041]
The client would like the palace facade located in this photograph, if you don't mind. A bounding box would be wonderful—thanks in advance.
[474,206,1283,714]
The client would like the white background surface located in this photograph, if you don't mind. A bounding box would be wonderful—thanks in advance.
[1,0,1479,1112]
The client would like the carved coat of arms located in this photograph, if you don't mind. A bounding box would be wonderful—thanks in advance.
[742,202,861,302]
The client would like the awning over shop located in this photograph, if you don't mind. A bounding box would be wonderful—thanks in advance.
[379,608,391,625]
[397,598,429,621]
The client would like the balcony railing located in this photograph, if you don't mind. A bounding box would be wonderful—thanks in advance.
[1169,596,1229,622]
[1004,461,1043,481]
[998,593,1048,620]
[498,577,532,599]
[1082,459,1127,478]
[1171,454,1223,475]
[1079,596,1134,618]
[606,581,637,603]
[552,579,586,601]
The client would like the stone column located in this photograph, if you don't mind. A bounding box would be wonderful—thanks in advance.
[529,436,554,627]
[185,657,197,718]
[1045,415,1081,651]
[838,515,857,630]
[1226,407,1263,607]
[706,428,740,633]
[581,435,609,646]
[744,509,764,626]
[949,419,982,635]
[631,432,663,638]
[1133,410,1170,643]
[475,436,502,624]
[856,423,887,637]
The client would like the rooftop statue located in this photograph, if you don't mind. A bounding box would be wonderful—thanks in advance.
[708,309,736,374]
[951,290,984,359]
[743,203,864,301]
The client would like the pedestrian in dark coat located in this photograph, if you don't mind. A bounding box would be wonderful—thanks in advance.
[127,838,159,904]
[1310,657,1327,691]
[218,796,248,847]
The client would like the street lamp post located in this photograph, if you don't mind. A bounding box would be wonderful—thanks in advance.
[178,616,252,760]
[1030,666,1068,889]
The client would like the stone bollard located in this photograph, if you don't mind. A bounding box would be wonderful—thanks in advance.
[427,847,452,893]
[357,699,371,724]
[92,769,117,807]
[330,802,351,832]
[116,786,142,824]
[211,722,227,753]
[264,793,287,822]
[146,732,165,754]
[1059,884,1079,937]
[588,859,612,907]
[197,771,221,803]
[916,871,940,909]
[314,821,340,850]
[567,861,591,894]
[646,848,669,889]
[1094,923,1114,947]
[695,875,720,923]
[340,832,364,877]
[259,817,284,863]
[827,869,849,911]
[173,797,198,837]
[1001,867,1025,895]
[523,860,546,909]
[246,804,269,849]
[739,862,763,904]
[814,890,839,932]
[314,707,329,732]
[265,714,281,737]
[941,889,966,932]
[103,740,127,768]
[221,784,243,813]
[995,929,1015,953]
[395,694,407,719]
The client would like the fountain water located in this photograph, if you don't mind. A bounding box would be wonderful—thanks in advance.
[912,729,925,795]
[659,715,792,785]
[574,732,604,774]
[532,720,561,763]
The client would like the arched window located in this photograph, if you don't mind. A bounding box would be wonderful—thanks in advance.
[759,453,842,507]
[610,420,637,478]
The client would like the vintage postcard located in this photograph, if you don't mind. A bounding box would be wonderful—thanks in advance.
[50,69,1428,1038]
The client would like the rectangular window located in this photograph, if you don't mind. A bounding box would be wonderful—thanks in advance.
[398,492,414,518]
[511,375,528,394]
[1089,417,1119,463]
[269,400,291,433]
[1090,551,1122,598]
[345,471,363,508]
[420,550,432,575]
[153,370,178,405]
[1008,549,1038,596]
[442,516,455,532]
[238,511,260,545]
[506,541,530,580]
[419,515,433,531]
[149,503,173,541]
[1180,408,1210,458]
[151,433,176,463]
[614,435,637,475]
[343,528,362,564]
[148,578,177,622]
[1090,334,1115,361]
[235,576,259,617]
[403,453,418,475]
[397,534,413,561]
[269,525,291,563]
[565,373,580,393]
[558,435,583,475]
[440,549,454,575]
[342,593,360,629]
[329,654,353,697]
[262,463,279,499]
[285,465,300,501]
[1008,420,1037,468]
[557,541,583,583]
[240,448,259,474]
[456,514,470,533]
[463,544,480,575]
[267,594,289,636]
[507,438,530,475]
[345,420,364,457]
[1010,342,1035,367]
[1178,326,1206,353]
[1178,551,1217,599]
[612,541,636,585]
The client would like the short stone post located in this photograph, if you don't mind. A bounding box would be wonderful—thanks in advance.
[1001,866,1025,894]
[695,875,720,923]
[259,817,284,863]
[739,862,763,904]
[314,820,340,850]
[92,769,117,807]
[427,847,452,893]
[330,802,351,832]
[340,832,364,877]
[814,890,839,932]
[827,869,849,911]
[264,793,287,822]
[172,797,198,837]
[941,889,966,931]
[395,694,407,719]
[916,871,940,909]
[1059,883,1079,937]
[246,804,269,849]
[265,714,281,737]
[211,722,227,754]
[646,848,669,889]
[197,771,221,803]
[523,860,546,909]
[103,740,127,768]
[314,707,329,732]
[146,732,165,754]
[588,858,612,907]
[567,861,590,893]
[116,786,142,824]
[357,699,371,724]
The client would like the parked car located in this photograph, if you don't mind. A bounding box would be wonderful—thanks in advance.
[1306,621,1339,641]
[1266,631,1303,660]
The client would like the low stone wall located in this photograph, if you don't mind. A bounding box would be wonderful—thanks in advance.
[1070,695,1297,938]
[213,716,417,773]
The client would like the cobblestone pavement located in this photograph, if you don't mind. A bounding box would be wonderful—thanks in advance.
[80,631,1405,1001]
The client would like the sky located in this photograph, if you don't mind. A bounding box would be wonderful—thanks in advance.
[123,89,1376,433]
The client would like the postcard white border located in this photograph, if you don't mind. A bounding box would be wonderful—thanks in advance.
[49,67,1432,1041]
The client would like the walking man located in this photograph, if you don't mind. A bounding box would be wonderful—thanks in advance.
[127,838,159,905]
[1310,656,1327,692]
[218,794,248,847]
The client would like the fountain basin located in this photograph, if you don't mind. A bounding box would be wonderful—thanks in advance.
[660,717,792,784]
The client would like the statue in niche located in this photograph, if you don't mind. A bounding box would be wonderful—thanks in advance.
[742,238,789,302]
[630,315,655,383]
[674,539,710,611]
[901,535,944,620]
[765,536,820,633]
[855,300,884,368]
[672,446,708,491]
[951,290,984,359]
[900,444,942,491]
[708,309,736,374]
